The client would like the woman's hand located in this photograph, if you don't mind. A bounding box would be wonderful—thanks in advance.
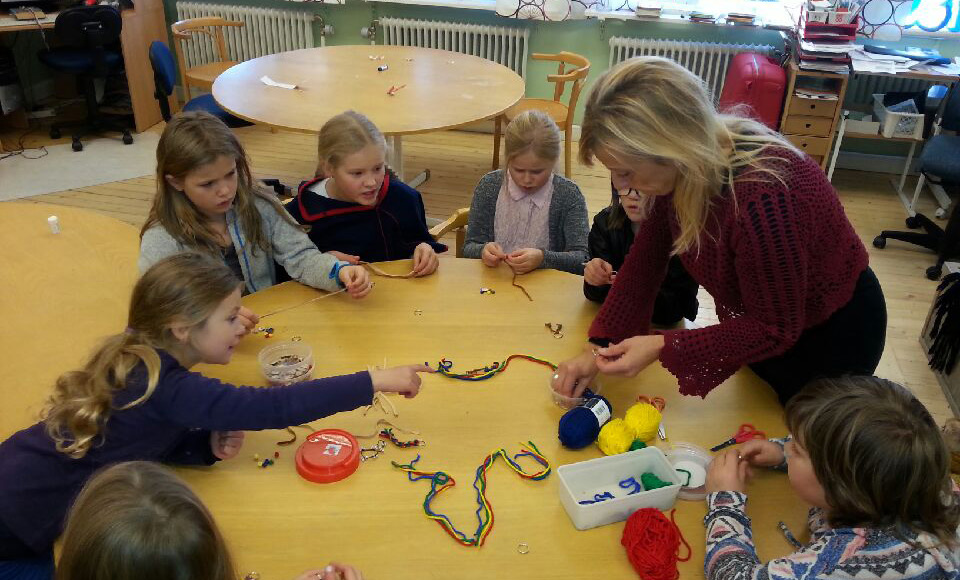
[412,242,439,277]
[237,306,260,336]
[339,265,372,299]
[505,248,544,274]
[481,242,506,267]
[328,251,360,264]
[739,439,785,468]
[294,563,364,580]
[594,335,665,377]
[210,430,244,460]
[551,344,600,398]
[706,448,753,494]
[584,258,616,286]
[369,364,433,398]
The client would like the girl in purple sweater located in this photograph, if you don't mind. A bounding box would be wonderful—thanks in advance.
[0,253,428,577]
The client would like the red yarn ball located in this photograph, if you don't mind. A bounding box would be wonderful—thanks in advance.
[621,508,691,580]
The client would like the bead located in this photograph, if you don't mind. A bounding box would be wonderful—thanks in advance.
[274,451,280,459]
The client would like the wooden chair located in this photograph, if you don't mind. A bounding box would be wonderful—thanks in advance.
[492,51,590,178]
[171,17,243,100]
[429,208,469,257]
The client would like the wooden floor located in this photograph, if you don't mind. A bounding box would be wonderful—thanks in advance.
[6,123,954,424]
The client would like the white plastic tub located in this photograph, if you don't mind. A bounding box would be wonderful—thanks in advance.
[557,447,681,530]
[873,94,925,139]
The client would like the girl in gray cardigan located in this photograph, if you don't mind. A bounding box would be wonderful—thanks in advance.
[139,113,373,331]
[462,110,588,275]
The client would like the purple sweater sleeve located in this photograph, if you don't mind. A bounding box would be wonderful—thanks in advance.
[143,364,375,431]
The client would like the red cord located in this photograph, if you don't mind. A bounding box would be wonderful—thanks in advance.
[621,508,690,580]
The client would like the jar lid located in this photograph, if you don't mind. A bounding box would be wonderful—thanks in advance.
[664,441,712,501]
[295,429,360,484]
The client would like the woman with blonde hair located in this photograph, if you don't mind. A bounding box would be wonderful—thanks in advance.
[462,109,589,274]
[552,56,885,403]
[57,461,363,580]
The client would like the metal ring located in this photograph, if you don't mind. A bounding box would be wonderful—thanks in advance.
[291,336,302,342]
[517,542,529,554]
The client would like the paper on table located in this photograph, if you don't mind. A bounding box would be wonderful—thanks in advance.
[799,40,862,54]
[260,75,298,90]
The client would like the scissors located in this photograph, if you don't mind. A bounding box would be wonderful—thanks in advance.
[710,423,766,452]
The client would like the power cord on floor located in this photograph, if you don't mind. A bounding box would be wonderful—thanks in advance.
[0,126,49,161]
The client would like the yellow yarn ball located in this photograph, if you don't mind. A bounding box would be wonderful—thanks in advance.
[597,419,635,456]
[624,402,662,442]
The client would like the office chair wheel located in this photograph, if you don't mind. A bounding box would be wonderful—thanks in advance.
[905,216,919,228]
[49,127,61,139]
[122,132,133,145]
[71,138,83,152]
[927,265,943,280]
[936,207,948,219]
[872,235,886,249]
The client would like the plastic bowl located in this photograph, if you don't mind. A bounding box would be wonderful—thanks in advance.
[664,442,713,501]
[258,342,314,386]
[548,378,602,409]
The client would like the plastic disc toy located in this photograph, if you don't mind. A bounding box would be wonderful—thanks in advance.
[295,428,361,483]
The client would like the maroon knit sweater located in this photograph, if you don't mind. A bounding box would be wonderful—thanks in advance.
[589,149,869,397]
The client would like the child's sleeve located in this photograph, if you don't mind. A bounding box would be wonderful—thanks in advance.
[263,198,343,292]
[461,172,501,259]
[138,227,185,273]
[584,209,616,303]
[540,183,589,274]
[161,429,219,465]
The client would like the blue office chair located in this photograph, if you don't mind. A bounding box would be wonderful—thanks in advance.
[874,84,960,280]
[39,6,132,152]
[148,40,251,127]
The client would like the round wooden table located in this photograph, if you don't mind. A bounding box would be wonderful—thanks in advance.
[212,45,526,183]
[0,203,140,439]
[181,258,808,580]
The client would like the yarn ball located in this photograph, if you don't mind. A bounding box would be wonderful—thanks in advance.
[597,419,635,455]
[624,402,662,442]
[558,394,612,450]
[640,472,672,491]
[621,508,689,580]
[629,439,647,451]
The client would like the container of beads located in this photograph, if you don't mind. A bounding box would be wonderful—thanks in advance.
[548,379,602,409]
[557,447,681,530]
[258,342,314,386]
[664,442,712,501]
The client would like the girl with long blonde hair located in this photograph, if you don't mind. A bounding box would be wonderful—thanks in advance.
[140,112,373,334]
[0,254,428,573]
[552,56,885,403]
[462,109,589,274]
[287,110,445,276]
[57,461,364,580]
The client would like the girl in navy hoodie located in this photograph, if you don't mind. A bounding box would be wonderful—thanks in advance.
[287,111,446,276]
[0,253,428,577]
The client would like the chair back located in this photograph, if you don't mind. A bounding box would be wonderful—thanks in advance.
[429,208,469,257]
[942,83,960,133]
[54,6,122,76]
[148,41,177,121]
[170,17,243,99]
[531,51,591,130]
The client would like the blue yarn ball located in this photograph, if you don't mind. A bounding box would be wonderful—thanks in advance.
[558,391,613,450]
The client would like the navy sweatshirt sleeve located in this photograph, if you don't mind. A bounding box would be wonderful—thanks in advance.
[162,429,219,465]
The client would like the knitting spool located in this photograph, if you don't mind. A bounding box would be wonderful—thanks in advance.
[295,429,360,484]
[558,392,612,450]
[664,442,712,501]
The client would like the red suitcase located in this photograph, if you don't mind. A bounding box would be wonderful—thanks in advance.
[718,53,786,130]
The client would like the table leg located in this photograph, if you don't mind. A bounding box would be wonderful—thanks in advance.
[386,134,431,188]
[826,111,847,182]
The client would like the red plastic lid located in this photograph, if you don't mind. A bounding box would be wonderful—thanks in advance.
[295,429,360,484]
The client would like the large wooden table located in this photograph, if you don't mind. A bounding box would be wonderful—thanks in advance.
[0,203,140,438]
[182,258,808,580]
[211,45,526,184]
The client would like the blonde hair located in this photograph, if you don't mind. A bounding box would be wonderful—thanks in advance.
[143,111,292,255]
[579,56,800,255]
[43,253,241,458]
[315,110,387,177]
[504,109,561,165]
[57,461,238,580]
[786,376,960,548]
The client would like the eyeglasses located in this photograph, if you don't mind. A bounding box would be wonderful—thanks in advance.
[616,189,642,199]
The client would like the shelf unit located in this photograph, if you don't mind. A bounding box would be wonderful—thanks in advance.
[779,59,849,169]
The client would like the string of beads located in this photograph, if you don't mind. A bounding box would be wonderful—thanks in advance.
[428,354,557,381]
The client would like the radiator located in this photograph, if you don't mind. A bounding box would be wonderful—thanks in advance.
[845,74,937,105]
[380,17,529,79]
[609,37,776,99]
[174,2,316,71]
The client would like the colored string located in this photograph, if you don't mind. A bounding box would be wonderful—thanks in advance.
[360,261,415,279]
[379,428,424,447]
[427,354,557,381]
[259,288,347,319]
[392,441,551,547]
[353,419,421,439]
[276,423,317,446]
[621,508,691,580]
[511,270,533,301]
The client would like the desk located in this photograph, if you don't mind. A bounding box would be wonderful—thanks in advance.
[212,45,526,185]
[179,258,807,580]
[0,0,169,135]
[0,202,140,439]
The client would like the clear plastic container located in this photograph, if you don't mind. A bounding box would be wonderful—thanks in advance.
[548,379,602,409]
[663,442,713,501]
[258,342,314,386]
